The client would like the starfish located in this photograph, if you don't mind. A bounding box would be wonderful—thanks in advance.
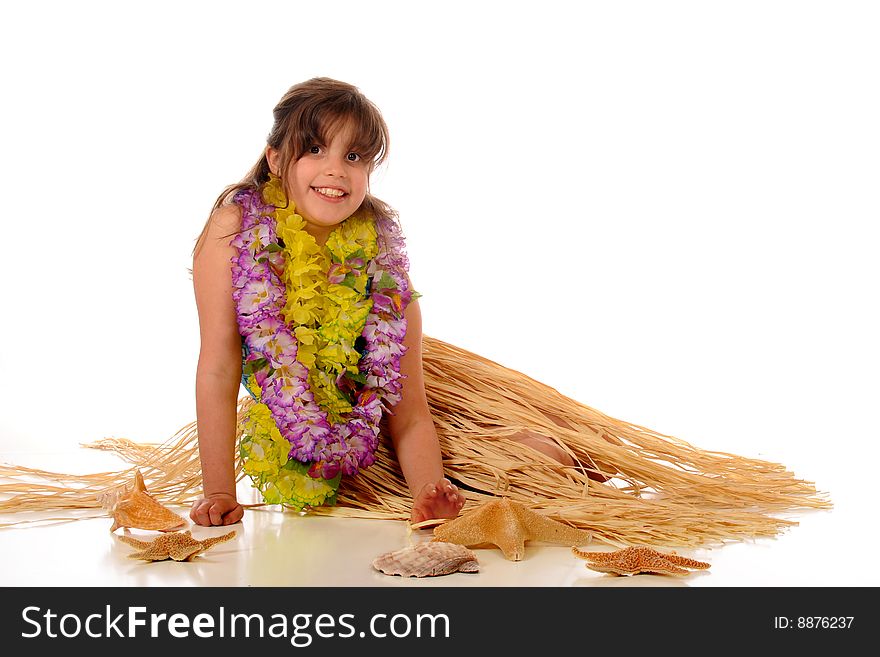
[117,530,236,562]
[432,497,591,561]
[572,546,711,576]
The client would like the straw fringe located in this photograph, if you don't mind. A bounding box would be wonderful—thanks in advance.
[0,336,830,546]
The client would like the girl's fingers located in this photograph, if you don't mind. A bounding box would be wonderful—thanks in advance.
[208,504,225,526]
[224,506,243,525]
[190,500,207,524]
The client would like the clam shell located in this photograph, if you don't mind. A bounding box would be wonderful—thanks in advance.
[105,470,188,533]
[372,541,479,577]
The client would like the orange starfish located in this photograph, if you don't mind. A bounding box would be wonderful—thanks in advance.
[572,546,710,576]
[117,530,236,562]
[432,497,591,561]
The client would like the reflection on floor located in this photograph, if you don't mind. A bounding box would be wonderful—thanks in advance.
[0,448,873,587]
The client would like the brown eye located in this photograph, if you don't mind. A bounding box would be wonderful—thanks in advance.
[347,152,360,162]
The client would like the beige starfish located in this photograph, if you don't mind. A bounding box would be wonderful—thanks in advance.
[432,497,591,561]
[117,530,236,562]
[572,545,711,576]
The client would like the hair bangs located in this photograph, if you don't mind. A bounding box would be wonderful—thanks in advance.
[307,99,388,168]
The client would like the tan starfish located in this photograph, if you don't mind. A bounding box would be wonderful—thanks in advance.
[432,497,591,561]
[117,530,236,562]
[572,545,711,576]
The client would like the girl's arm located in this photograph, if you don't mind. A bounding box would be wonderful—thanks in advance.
[190,204,245,526]
[387,298,465,522]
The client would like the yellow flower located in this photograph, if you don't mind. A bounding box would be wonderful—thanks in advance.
[275,205,298,225]
[274,462,340,509]
[288,301,319,326]
[244,374,262,401]
[240,403,290,478]
[261,175,288,208]
[293,327,318,368]
[326,216,378,261]
[315,343,352,374]
[309,370,353,423]
[262,181,379,418]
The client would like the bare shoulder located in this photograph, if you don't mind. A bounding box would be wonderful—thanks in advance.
[194,203,242,259]
[204,203,242,243]
[209,203,242,234]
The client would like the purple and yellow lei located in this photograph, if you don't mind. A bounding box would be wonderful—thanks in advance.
[230,176,414,509]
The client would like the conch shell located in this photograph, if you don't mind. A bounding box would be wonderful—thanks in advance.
[372,541,479,577]
[101,470,188,533]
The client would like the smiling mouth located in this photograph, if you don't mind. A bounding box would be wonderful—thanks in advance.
[312,186,347,199]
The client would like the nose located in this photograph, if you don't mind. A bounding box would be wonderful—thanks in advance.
[323,152,348,177]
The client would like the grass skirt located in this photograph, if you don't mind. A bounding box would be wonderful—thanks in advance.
[0,337,830,546]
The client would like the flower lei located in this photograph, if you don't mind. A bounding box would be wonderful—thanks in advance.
[230,175,414,509]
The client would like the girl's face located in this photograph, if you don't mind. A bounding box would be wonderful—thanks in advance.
[268,121,369,245]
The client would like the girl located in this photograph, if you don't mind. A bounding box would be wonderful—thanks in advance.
[0,78,829,548]
[189,77,469,526]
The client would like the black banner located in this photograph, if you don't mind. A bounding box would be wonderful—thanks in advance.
[1,587,870,652]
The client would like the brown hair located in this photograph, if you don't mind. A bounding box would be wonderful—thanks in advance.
[193,77,395,255]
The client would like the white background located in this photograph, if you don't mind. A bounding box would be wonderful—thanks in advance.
[1,1,878,581]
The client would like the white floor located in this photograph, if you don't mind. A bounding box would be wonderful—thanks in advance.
[1,446,875,588]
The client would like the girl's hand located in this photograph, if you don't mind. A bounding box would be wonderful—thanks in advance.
[190,493,243,526]
[410,478,465,524]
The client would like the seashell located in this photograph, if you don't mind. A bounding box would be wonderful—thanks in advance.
[103,470,188,533]
[372,541,479,577]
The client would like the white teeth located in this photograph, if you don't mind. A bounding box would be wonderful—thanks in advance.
[314,187,345,198]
